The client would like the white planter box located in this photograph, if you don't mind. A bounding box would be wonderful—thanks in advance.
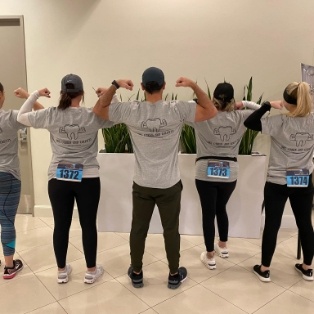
[97,154,266,238]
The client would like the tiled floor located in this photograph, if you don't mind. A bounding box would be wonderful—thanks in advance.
[0,213,313,314]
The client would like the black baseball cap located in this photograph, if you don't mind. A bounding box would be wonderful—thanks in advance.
[213,82,234,102]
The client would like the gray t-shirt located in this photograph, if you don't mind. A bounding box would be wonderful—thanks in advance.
[262,113,314,184]
[109,100,196,188]
[27,106,113,180]
[0,109,25,179]
[191,110,253,182]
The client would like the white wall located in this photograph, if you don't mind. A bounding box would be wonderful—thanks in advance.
[1,0,314,221]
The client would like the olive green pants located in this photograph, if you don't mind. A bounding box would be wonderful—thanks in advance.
[130,180,183,274]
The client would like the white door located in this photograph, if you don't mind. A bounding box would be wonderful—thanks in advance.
[0,16,34,214]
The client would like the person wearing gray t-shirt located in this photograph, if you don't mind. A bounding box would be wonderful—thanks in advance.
[189,82,280,271]
[0,83,43,279]
[93,67,218,289]
[17,74,114,285]
[244,82,314,282]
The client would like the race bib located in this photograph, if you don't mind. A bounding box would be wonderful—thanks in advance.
[56,162,83,182]
[207,161,230,179]
[286,169,309,187]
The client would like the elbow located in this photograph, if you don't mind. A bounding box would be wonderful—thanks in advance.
[16,115,22,124]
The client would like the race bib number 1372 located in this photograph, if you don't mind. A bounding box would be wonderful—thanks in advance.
[56,162,83,182]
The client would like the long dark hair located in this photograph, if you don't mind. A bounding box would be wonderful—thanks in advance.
[0,82,3,93]
[58,83,84,110]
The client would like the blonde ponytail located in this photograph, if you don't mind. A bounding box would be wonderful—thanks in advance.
[285,82,311,117]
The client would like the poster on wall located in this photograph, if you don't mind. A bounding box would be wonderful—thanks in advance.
[301,63,314,101]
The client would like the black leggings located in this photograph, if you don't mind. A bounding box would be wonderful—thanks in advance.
[48,178,100,268]
[262,180,314,267]
[195,179,237,252]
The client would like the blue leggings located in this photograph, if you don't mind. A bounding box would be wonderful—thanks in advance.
[0,172,21,256]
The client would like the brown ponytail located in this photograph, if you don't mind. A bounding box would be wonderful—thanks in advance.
[58,91,84,110]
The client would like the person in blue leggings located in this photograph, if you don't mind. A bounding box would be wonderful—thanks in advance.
[0,84,43,279]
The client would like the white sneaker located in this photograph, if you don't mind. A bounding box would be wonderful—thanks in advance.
[84,265,104,284]
[215,244,229,258]
[57,264,72,284]
[200,252,216,270]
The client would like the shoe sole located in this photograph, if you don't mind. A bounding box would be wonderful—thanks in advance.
[168,276,187,289]
[84,268,104,284]
[200,253,216,270]
[128,274,144,288]
[3,265,24,280]
[57,265,72,284]
[58,278,69,284]
[131,282,144,288]
[218,252,229,258]
[253,270,271,282]
[215,245,229,258]
[295,267,314,281]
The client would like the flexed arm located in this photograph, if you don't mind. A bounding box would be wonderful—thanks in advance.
[243,101,271,131]
[93,79,133,120]
[175,77,217,122]
[14,87,45,110]
[17,88,50,126]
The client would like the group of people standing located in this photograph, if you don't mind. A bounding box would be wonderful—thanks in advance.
[0,67,313,288]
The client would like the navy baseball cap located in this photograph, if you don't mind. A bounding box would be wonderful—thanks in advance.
[142,67,165,86]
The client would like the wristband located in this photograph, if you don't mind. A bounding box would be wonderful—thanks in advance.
[112,80,120,89]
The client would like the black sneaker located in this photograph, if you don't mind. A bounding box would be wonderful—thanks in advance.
[168,267,187,289]
[128,266,143,288]
[295,263,313,281]
[3,259,24,280]
[253,265,271,282]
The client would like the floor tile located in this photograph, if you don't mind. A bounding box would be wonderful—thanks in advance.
[289,278,314,303]
[27,302,67,314]
[16,226,53,251]
[36,257,113,300]
[165,245,235,284]
[19,242,83,273]
[239,252,302,289]
[201,265,285,313]
[96,243,158,278]
[153,284,246,314]
[15,214,47,232]
[69,231,128,253]
[2,213,311,313]
[0,275,55,313]
[254,290,314,314]
[116,261,197,307]
[58,279,149,314]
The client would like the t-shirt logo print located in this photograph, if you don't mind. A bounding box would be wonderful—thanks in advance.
[141,119,167,132]
[290,132,314,147]
[214,126,236,141]
[59,124,86,140]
